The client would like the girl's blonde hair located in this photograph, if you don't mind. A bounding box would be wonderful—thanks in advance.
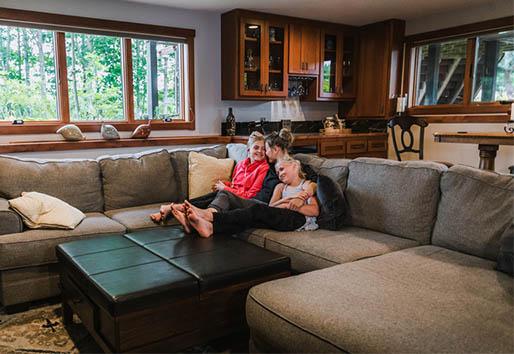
[276,157,306,179]
[247,131,265,148]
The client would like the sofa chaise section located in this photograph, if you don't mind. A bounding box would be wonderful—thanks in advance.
[247,245,514,353]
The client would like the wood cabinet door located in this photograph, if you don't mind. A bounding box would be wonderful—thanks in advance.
[353,23,388,116]
[288,23,303,74]
[301,25,320,75]
[319,30,343,99]
[265,21,288,97]
[239,18,267,96]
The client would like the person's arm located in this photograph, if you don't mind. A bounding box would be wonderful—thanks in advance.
[268,183,285,206]
[296,195,320,217]
[226,164,269,199]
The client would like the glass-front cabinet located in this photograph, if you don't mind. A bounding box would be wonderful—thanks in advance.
[319,30,356,99]
[239,18,288,97]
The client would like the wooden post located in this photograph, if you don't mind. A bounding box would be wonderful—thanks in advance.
[147,41,158,118]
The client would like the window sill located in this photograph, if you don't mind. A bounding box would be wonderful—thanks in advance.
[408,113,509,123]
[0,121,195,135]
[407,103,510,117]
[0,135,231,154]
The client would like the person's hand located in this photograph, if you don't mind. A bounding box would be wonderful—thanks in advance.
[213,180,226,191]
[297,191,311,201]
[287,198,304,211]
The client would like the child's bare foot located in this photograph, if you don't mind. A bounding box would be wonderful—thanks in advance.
[186,208,214,238]
[171,203,186,213]
[158,203,173,221]
[171,208,191,234]
[184,200,215,222]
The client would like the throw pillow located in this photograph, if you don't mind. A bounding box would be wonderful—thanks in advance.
[9,191,86,229]
[316,174,346,231]
[188,152,234,199]
[496,223,513,276]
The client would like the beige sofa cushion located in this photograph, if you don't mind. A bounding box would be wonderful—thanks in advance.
[346,158,447,244]
[247,245,514,353]
[98,150,176,210]
[432,165,514,261]
[104,203,179,231]
[188,152,234,199]
[242,227,418,273]
[169,145,227,201]
[0,213,126,270]
[9,192,86,229]
[0,155,103,212]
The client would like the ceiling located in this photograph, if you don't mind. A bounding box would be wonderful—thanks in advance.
[117,0,498,26]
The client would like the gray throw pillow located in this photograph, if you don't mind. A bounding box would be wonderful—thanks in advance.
[316,174,346,231]
[496,224,513,276]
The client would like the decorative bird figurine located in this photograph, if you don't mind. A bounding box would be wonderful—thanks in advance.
[101,123,120,140]
[131,119,152,139]
[56,124,86,141]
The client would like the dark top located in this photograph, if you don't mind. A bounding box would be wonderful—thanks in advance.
[254,161,318,203]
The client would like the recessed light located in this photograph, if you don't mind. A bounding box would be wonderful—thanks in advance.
[248,25,259,29]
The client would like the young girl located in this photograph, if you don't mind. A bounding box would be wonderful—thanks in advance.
[172,157,319,237]
[150,131,269,223]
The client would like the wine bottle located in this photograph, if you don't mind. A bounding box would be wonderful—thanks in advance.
[226,107,236,136]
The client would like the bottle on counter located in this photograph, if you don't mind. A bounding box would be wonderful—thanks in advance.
[226,107,236,136]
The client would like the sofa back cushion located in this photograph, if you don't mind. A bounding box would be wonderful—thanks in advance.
[98,149,175,210]
[346,158,447,244]
[432,165,514,260]
[169,145,227,201]
[226,143,248,163]
[294,153,349,188]
[0,155,103,212]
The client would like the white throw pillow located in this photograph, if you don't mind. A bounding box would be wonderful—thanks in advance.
[188,152,235,199]
[9,191,86,229]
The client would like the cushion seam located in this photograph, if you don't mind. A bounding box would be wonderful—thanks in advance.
[248,292,347,352]
[264,237,341,265]
[350,159,446,172]
[0,229,126,245]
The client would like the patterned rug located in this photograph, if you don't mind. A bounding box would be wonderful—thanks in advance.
[0,303,244,353]
[0,303,100,354]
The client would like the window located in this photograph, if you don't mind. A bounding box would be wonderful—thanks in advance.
[406,17,513,118]
[0,26,58,121]
[0,8,195,132]
[472,30,514,102]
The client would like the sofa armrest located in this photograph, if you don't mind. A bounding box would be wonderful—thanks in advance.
[0,198,23,235]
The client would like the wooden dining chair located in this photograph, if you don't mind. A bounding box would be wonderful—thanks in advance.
[387,115,428,161]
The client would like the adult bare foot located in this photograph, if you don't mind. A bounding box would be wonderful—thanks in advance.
[158,204,173,221]
[187,208,214,238]
[184,200,214,222]
[150,212,162,223]
[171,203,186,213]
[171,208,191,234]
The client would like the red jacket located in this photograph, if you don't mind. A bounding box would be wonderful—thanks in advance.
[224,158,269,199]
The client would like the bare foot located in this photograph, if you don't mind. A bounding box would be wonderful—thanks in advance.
[187,208,214,238]
[171,203,186,213]
[150,212,162,223]
[184,200,215,222]
[171,208,191,234]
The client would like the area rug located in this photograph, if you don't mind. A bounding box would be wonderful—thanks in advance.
[0,303,100,354]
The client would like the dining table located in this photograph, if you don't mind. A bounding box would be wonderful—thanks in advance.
[433,132,514,171]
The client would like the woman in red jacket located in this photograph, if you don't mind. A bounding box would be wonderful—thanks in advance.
[151,132,269,223]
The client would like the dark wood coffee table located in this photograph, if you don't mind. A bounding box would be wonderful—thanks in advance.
[56,227,290,353]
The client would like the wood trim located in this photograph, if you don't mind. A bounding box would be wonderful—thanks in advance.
[405,16,513,44]
[122,38,135,122]
[55,32,70,123]
[0,135,231,154]
[407,103,509,115]
[0,121,195,135]
[413,114,509,123]
[0,7,195,40]
[462,38,476,105]
[186,37,195,127]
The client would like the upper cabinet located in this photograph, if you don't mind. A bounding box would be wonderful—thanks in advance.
[350,20,405,118]
[288,24,320,75]
[221,9,358,101]
[318,30,357,100]
[222,12,288,100]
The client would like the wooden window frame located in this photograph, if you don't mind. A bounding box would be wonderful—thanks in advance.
[403,16,513,122]
[0,7,195,134]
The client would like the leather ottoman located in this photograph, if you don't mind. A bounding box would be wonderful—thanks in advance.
[56,227,290,353]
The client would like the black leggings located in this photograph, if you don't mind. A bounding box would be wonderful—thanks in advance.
[212,203,306,235]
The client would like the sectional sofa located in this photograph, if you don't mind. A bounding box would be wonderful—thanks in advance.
[0,144,512,353]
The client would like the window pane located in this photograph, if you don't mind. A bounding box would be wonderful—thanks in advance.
[415,39,467,106]
[0,26,58,121]
[66,32,124,121]
[473,30,514,102]
[132,39,183,120]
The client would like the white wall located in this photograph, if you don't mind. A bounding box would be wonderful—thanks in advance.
[0,0,337,149]
[402,0,514,173]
